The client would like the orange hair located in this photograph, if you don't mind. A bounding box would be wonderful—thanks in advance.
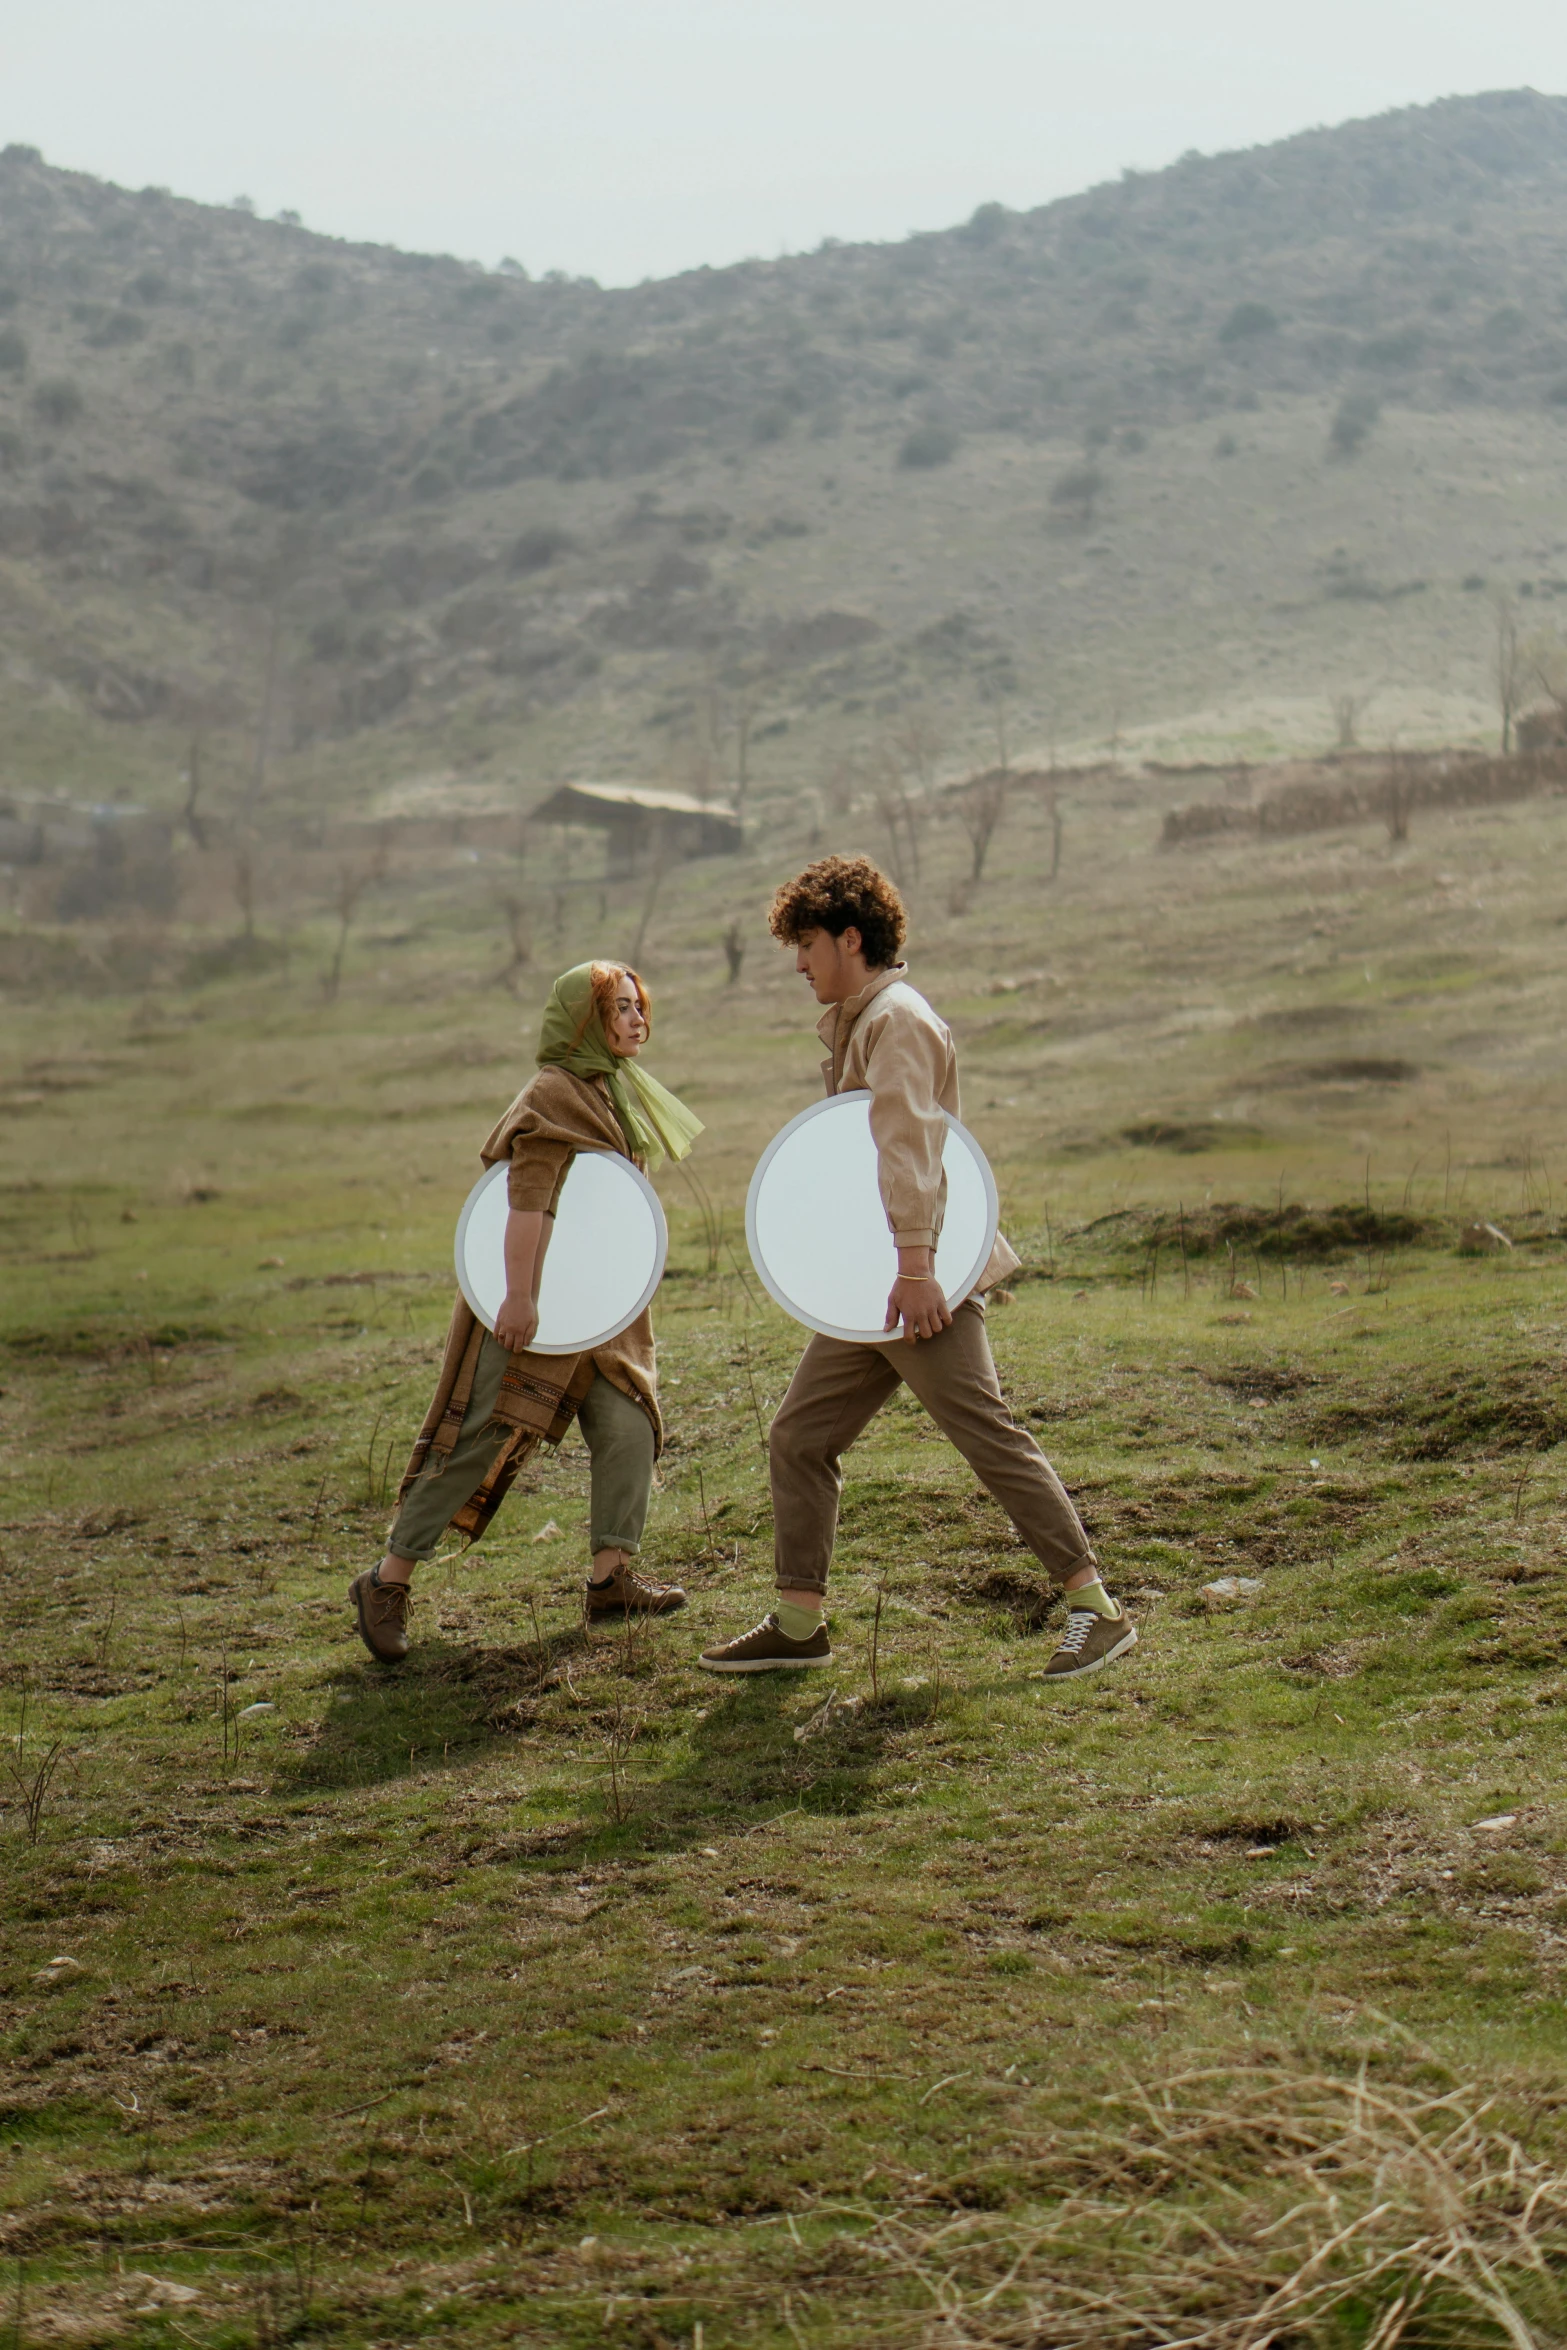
[584,960,652,1042]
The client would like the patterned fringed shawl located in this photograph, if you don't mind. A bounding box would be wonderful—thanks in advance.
[394,1296,596,1543]
[393,1066,662,1547]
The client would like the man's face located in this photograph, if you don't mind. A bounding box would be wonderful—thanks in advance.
[794,926,864,1005]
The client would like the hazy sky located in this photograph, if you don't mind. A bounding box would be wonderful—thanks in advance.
[8,2,1567,285]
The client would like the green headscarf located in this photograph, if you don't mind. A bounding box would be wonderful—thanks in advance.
[536,962,703,1174]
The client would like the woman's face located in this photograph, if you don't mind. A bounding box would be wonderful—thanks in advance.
[605,980,648,1057]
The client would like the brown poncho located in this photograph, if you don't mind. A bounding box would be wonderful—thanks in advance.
[394,1067,662,1546]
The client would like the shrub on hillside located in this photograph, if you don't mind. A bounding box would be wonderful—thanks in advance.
[309,616,350,662]
[0,325,26,375]
[1049,461,1104,515]
[91,308,148,346]
[959,201,1008,246]
[1358,325,1424,369]
[1329,391,1381,456]
[1219,300,1279,343]
[32,376,83,426]
[507,524,573,575]
[898,421,958,469]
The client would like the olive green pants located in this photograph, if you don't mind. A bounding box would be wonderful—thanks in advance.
[388,1332,655,1561]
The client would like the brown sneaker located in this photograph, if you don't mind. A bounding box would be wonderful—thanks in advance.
[1040,1604,1137,1681]
[348,1567,411,1663]
[698,1612,833,1674]
[584,1563,687,1621]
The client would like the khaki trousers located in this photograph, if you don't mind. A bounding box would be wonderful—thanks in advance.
[389,1332,655,1562]
[768,1298,1095,1597]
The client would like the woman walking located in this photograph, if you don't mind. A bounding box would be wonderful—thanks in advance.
[349,960,701,1662]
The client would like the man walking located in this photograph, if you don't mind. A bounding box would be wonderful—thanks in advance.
[699,855,1134,1681]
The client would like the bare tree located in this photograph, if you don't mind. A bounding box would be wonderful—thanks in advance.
[722,918,745,985]
[678,651,729,806]
[244,610,283,822]
[490,896,533,993]
[234,844,257,940]
[1494,595,1525,755]
[890,703,946,798]
[986,679,1012,774]
[871,746,925,886]
[629,817,669,965]
[1045,789,1064,882]
[953,770,1010,884]
[1527,627,1567,734]
[179,735,209,849]
[1331,687,1378,751]
[732,672,775,817]
[821,755,862,834]
[1384,759,1413,845]
[322,864,375,1003]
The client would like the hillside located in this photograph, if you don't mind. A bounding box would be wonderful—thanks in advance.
[3,89,1567,817]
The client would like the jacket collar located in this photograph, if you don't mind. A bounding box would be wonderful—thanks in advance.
[816,961,908,1064]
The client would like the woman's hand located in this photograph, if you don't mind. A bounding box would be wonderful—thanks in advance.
[494,1291,539,1352]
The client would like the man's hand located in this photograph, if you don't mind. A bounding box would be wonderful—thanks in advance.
[494,1291,539,1352]
[885,1269,952,1344]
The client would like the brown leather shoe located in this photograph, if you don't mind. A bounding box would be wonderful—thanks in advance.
[348,1567,411,1662]
[1039,1604,1136,1681]
[698,1612,833,1673]
[584,1563,687,1621]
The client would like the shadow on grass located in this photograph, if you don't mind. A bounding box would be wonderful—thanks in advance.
[516,1674,950,1871]
[275,1626,593,1792]
[274,1618,943,1859]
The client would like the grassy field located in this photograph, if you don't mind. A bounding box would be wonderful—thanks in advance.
[4,774,1567,2346]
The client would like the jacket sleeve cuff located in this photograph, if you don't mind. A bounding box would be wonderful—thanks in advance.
[892,1224,939,1249]
[507,1142,572,1212]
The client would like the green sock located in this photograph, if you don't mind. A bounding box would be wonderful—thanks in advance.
[1068,1579,1120,1619]
[776,1599,823,1642]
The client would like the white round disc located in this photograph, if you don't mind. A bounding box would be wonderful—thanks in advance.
[745,1090,1000,1342]
[453,1150,668,1354]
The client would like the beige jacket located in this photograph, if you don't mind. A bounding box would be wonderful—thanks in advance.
[818,964,1020,1290]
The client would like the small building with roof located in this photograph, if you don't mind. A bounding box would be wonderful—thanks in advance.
[530,782,741,876]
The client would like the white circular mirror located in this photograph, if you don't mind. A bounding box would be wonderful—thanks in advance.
[453,1152,669,1354]
[746,1090,1000,1342]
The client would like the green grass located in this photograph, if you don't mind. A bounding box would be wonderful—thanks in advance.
[4,785,1567,2344]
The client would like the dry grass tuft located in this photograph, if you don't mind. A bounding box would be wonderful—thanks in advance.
[836,2066,1567,2348]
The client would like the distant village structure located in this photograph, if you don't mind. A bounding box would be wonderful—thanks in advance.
[529,783,742,877]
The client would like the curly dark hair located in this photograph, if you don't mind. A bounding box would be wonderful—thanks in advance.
[768,855,907,968]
